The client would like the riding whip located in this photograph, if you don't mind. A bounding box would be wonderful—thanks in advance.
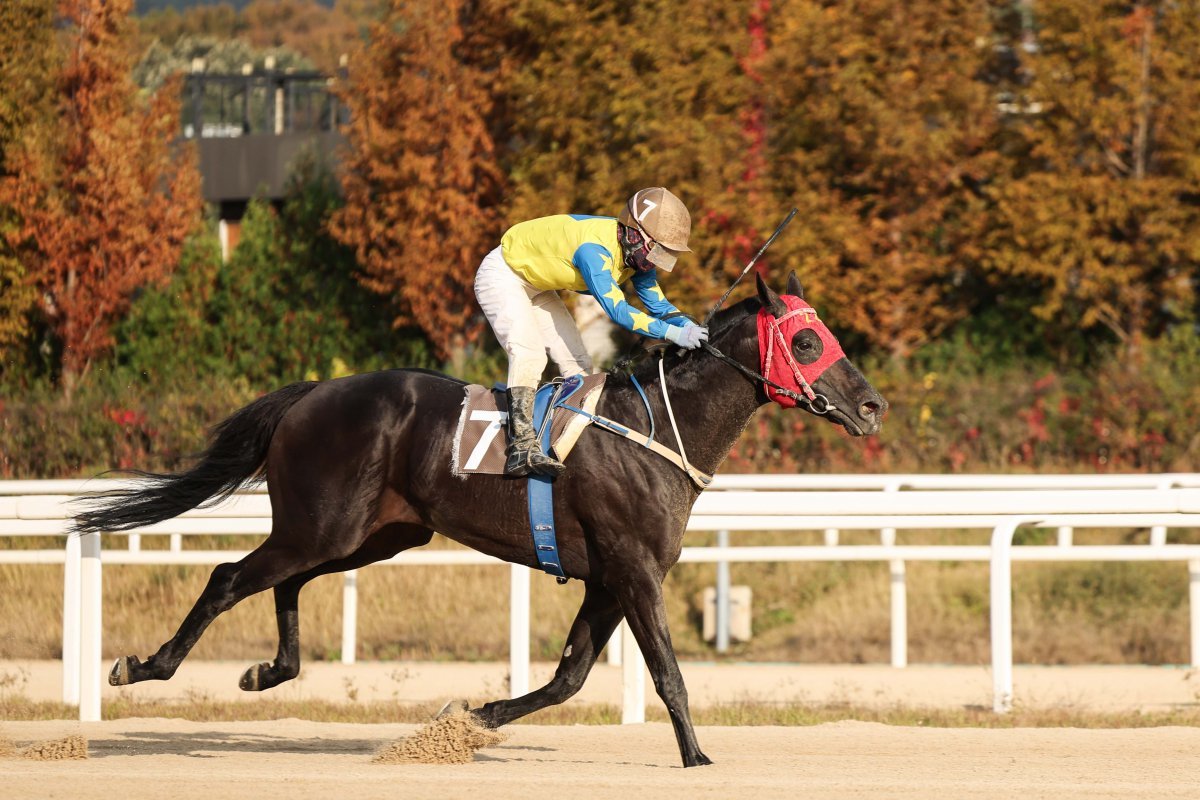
[702,207,798,327]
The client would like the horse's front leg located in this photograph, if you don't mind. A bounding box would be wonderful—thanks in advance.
[610,566,711,768]
[472,580,622,727]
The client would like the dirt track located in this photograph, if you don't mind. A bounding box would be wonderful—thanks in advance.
[5,661,1200,798]
[4,718,1200,799]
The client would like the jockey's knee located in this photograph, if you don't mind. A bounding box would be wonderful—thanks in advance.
[507,346,546,389]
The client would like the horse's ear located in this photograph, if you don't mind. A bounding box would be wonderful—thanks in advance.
[786,270,805,299]
[756,272,787,317]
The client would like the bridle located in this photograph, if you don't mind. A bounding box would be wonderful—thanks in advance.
[690,206,838,415]
[592,208,841,487]
[700,313,838,416]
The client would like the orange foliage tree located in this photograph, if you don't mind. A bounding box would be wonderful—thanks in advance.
[331,0,506,359]
[501,0,766,310]
[979,0,1200,352]
[1,0,202,391]
[766,0,1000,356]
[0,0,58,359]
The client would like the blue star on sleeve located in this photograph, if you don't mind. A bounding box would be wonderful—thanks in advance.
[573,243,670,339]
[631,269,687,327]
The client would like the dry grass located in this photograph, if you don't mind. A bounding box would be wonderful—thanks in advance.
[1,528,1197,666]
[3,693,1199,729]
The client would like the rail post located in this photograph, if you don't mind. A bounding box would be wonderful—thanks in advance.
[510,564,530,698]
[882,481,907,668]
[79,530,103,722]
[715,529,731,653]
[62,533,81,706]
[1056,526,1073,547]
[1151,479,1170,546]
[341,570,357,665]
[889,560,907,668]
[1190,559,1200,667]
[990,520,1020,713]
[621,622,645,724]
[606,624,622,666]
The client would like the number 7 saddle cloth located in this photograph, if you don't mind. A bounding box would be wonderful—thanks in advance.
[451,374,607,477]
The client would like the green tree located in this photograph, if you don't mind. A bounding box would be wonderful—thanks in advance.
[117,156,412,386]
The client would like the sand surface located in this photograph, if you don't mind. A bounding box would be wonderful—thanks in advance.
[6,659,1200,711]
[4,660,1200,798]
[2,718,1199,799]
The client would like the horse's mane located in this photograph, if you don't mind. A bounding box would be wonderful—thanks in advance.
[604,296,761,391]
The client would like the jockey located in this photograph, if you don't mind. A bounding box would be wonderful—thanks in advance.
[474,186,709,478]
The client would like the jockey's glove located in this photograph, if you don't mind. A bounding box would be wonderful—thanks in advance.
[664,321,709,350]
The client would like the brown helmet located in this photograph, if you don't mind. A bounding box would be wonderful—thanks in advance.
[617,187,692,272]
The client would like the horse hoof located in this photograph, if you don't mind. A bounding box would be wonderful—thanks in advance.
[109,656,135,686]
[435,699,471,720]
[239,662,272,692]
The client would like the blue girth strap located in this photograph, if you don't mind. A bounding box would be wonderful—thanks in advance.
[527,374,585,582]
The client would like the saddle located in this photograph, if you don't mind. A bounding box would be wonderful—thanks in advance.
[452,373,607,478]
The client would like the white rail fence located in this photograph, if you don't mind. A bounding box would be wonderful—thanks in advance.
[3,475,1200,724]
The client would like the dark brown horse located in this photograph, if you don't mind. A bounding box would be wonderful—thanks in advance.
[74,272,886,767]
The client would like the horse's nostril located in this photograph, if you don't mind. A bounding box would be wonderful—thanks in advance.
[859,401,880,420]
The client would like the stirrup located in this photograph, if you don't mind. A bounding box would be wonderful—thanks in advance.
[505,445,565,478]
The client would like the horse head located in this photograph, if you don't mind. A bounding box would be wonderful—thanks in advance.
[753,271,888,436]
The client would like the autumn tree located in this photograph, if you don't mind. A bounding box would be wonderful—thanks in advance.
[331,0,506,359]
[765,0,1000,357]
[501,0,767,312]
[0,0,59,362]
[979,0,1200,355]
[0,0,202,392]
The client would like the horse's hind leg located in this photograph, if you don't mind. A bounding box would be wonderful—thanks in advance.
[471,581,623,728]
[239,523,434,692]
[109,538,328,686]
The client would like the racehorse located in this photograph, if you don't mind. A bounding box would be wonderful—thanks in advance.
[74,272,887,767]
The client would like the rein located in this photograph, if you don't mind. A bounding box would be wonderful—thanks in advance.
[700,328,838,417]
[582,209,830,485]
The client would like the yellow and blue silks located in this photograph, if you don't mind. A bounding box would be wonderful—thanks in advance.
[500,214,688,340]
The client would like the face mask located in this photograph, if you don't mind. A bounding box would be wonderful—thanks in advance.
[618,224,655,272]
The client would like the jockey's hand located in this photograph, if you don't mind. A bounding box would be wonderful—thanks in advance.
[664,321,709,350]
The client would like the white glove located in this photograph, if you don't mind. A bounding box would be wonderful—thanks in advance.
[664,321,709,350]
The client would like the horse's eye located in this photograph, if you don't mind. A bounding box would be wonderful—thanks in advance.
[792,330,823,365]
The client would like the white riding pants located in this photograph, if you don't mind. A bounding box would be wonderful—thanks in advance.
[474,247,595,389]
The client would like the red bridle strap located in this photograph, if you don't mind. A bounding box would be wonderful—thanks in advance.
[757,296,846,409]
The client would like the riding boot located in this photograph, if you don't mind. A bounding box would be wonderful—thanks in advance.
[504,387,566,479]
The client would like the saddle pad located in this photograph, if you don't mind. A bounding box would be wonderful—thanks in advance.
[452,374,607,477]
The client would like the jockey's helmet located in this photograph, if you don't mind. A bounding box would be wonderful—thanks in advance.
[617,187,692,272]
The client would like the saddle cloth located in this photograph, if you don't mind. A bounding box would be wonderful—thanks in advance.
[452,374,607,477]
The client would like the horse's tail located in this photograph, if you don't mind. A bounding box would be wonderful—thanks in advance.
[71,381,320,534]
